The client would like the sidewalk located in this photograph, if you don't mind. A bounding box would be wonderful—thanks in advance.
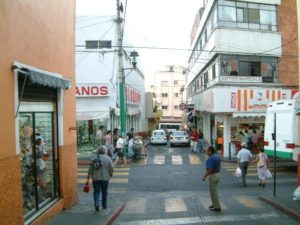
[46,139,150,225]
[45,192,125,225]
[221,156,300,222]
[259,188,300,222]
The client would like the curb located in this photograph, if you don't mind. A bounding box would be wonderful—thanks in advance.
[105,202,126,225]
[259,196,300,222]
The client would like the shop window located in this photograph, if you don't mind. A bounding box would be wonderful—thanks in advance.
[19,105,59,218]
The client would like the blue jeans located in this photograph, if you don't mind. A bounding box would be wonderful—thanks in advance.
[198,139,204,152]
[92,180,109,209]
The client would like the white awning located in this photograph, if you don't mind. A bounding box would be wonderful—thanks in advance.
[77,111,109,121]
[232,112,266,118]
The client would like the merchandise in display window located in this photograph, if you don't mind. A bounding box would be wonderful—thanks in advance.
[19,110,58,218]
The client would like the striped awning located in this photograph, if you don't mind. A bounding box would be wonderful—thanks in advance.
[232,112,266,118]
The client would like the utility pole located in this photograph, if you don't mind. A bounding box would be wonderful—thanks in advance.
[116,0,127,139]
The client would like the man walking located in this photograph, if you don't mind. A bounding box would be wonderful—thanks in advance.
[87,146,114,211]
[202,146,221,212]
[237,142,252,187]
[190,127,199,153]
[96,126,104,146]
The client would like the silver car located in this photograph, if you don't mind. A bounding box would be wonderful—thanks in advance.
[169,130,190,147]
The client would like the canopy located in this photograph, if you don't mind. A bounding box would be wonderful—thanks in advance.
[18,67,70,90]
[232,112,266,118]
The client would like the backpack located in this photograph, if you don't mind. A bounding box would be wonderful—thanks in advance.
[92,153,102,169]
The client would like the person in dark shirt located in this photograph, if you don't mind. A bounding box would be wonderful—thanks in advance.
[202,146,221,212]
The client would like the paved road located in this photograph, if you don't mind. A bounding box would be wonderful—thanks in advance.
[109,144,299,225]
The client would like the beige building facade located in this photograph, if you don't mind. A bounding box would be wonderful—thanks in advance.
[152,66,187,126]
[0,1,77,224]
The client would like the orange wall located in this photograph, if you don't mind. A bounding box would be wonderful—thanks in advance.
[0,0,77,224]
[278,0,299,88]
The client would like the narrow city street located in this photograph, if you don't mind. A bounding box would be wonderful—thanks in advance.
[110,144,299,225]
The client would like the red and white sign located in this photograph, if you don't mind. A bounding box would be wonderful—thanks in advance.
[76,83,109,97]
[126,85,141,104]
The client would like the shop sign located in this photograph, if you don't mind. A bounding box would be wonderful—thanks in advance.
[220,76,262,83]
[76,83,109,97]
[126,85,141,104]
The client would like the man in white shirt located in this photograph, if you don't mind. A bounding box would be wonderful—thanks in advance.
[237,142,252,187]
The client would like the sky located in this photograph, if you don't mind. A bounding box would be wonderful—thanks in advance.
[76,0,203,87]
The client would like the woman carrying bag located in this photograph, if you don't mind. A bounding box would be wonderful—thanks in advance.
[86,146,114,211]
[252,147,268,188]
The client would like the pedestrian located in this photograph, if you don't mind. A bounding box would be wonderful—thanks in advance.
[127,128,135,158]
[105,130,113,158]
[251,129,259,153]
[202,146,221,212]
[96,126,104,146]
[112,128,119,161]
[87,146,114,211]
[237,142,252,187]
[114,135,126,166]
[190,127,199,153]
[198,129,204,153]
[244,130,251,150]
[251,147,268,188]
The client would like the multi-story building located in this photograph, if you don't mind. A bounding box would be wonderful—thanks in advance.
[153,66,187,128]
[187,0,298,157]
[76,16,146,154]
[0,1,77,225]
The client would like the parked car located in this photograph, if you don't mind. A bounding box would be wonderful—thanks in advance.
[169,130,190,147]
[150,129,167,145]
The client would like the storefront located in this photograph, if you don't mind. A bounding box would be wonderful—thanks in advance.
[13,63,74,222]
[192,85,296,157]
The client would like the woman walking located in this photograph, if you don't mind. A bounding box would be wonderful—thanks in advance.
[252,148,268,188]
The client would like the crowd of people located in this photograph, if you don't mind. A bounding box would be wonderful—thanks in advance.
[86,126,269,213]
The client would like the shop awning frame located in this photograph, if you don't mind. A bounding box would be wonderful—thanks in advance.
[232,112,266,118]
[14,66,71,90]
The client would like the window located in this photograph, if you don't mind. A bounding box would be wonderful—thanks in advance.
[219,6,236,21]
[212,64,216,79]
[174,80,179,85]
[248,8,260,23]
[238,61,261,76]
[162,105,168,110]
[19,103,59,218]
[237,8,248,22]
[174,93,179,98]
[162,93,168,98]
[161,81,168,86]
[174,105,179,110]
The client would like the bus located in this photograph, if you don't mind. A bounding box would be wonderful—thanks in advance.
[264,98,300,161]
[158,123,181,131]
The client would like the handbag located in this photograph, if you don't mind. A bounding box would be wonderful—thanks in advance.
[83,181,90,193]
[266,169,272,178]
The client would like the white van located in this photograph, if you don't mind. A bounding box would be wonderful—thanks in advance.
[264,98,300,161]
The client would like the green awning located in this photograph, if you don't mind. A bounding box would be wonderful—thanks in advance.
[18,67,70,90]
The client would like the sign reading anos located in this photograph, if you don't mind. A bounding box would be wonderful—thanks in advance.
[76,83,109,97]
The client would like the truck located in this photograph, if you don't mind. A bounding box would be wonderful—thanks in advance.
[264,97,300,161]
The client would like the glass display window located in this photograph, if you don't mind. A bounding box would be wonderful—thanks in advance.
[19,102,59,218]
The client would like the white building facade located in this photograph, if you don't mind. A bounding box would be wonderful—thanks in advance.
[153,66,187,127]
[187,0,298,157]
[76,16,146,152]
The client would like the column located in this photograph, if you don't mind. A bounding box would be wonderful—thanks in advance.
[223,116,232,158]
